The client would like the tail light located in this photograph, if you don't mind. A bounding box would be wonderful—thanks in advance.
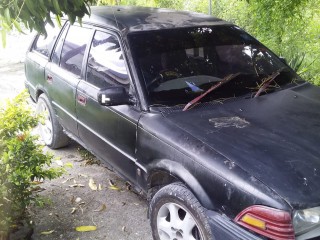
[235,205,295,240]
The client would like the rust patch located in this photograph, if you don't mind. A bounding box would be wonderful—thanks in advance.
[209,116,250,129]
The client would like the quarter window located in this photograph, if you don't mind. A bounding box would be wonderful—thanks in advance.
[33,24,60,57]
[60,25,91,76]
[86,31,129,89]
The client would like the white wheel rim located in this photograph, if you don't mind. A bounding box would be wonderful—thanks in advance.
[36,100,53,145]
[157,202,203,240]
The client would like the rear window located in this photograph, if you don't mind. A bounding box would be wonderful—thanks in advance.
[33,24,60,58]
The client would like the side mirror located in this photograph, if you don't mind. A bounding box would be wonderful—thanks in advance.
[97,86,132,106]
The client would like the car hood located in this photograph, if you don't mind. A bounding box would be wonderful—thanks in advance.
[163,83,320,208]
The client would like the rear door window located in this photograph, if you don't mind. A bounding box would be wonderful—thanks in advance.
[33,24,60,58]
[86,31,129,89]
[60,25,91,76]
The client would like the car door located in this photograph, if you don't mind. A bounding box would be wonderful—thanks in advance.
[76,30,141,183]
[25,23,60,100]
[45,23,93,136]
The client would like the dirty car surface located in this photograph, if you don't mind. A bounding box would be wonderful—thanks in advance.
[25,6,320,240]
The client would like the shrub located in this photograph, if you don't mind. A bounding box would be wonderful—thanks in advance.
[0,92,64,234]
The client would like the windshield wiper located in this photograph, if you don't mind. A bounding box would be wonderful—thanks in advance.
[254,68,284,98]
[183,73,241,111]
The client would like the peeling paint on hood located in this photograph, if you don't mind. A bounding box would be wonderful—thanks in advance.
[209,116,250,129]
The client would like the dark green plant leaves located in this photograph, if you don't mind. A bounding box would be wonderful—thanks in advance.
[0,0,95,47]
[0,91,64,232]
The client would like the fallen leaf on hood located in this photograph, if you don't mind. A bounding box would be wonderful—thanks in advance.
[122,226,126,232]
[98,184,102,191]
[40,230,55,235]
[89,178,98,191]
[94,204,106,212]
[75,197,82,203]
[75,226,97,232]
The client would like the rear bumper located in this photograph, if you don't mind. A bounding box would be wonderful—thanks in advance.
[207,211,265,240]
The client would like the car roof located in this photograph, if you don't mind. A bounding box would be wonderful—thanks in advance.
[83,6,231,35]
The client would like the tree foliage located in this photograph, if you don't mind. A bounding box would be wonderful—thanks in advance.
[213,0,320,83]
[0,0,95,46]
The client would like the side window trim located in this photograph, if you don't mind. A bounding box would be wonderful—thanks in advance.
[80,29,95,79]
[50,22,70,65]
[84,28,132,90]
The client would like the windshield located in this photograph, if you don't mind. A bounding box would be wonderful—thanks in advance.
[128,26,301,107]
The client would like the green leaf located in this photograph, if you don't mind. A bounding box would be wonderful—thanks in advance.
[64,162,73,168]
[1,30,6,48]
[73,0,82,9]
[67,13,76,25]
[78,16,82,26]
[38,0,47,12]
[109,185,120,191]
[75,226,97,232]
[56,15,62,27]
[46,13,55,28]
[52,0,62,15]
[13,20,23,33]
[4,8,11,24]
[25,0,40,18]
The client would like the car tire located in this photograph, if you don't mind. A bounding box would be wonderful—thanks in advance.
[36,94,70,149]
[149,182,214,240]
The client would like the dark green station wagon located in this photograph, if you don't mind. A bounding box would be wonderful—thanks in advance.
[25,6,320,240]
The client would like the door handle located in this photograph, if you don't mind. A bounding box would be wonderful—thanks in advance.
[47,74,53,84]
[77,94,87,106]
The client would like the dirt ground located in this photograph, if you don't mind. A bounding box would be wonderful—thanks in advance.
[0,32,152,240]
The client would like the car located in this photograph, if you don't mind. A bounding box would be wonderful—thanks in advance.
[24,6,320,240]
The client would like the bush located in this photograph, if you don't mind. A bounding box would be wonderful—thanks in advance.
[0,92,64,235]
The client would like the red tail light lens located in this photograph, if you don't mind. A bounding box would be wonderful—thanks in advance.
[235,205,295,240]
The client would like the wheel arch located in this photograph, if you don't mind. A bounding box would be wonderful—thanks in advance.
[147,159,215,210]
[36,88,45,101]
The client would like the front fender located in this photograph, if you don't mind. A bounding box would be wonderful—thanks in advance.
[148,159,215,210]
